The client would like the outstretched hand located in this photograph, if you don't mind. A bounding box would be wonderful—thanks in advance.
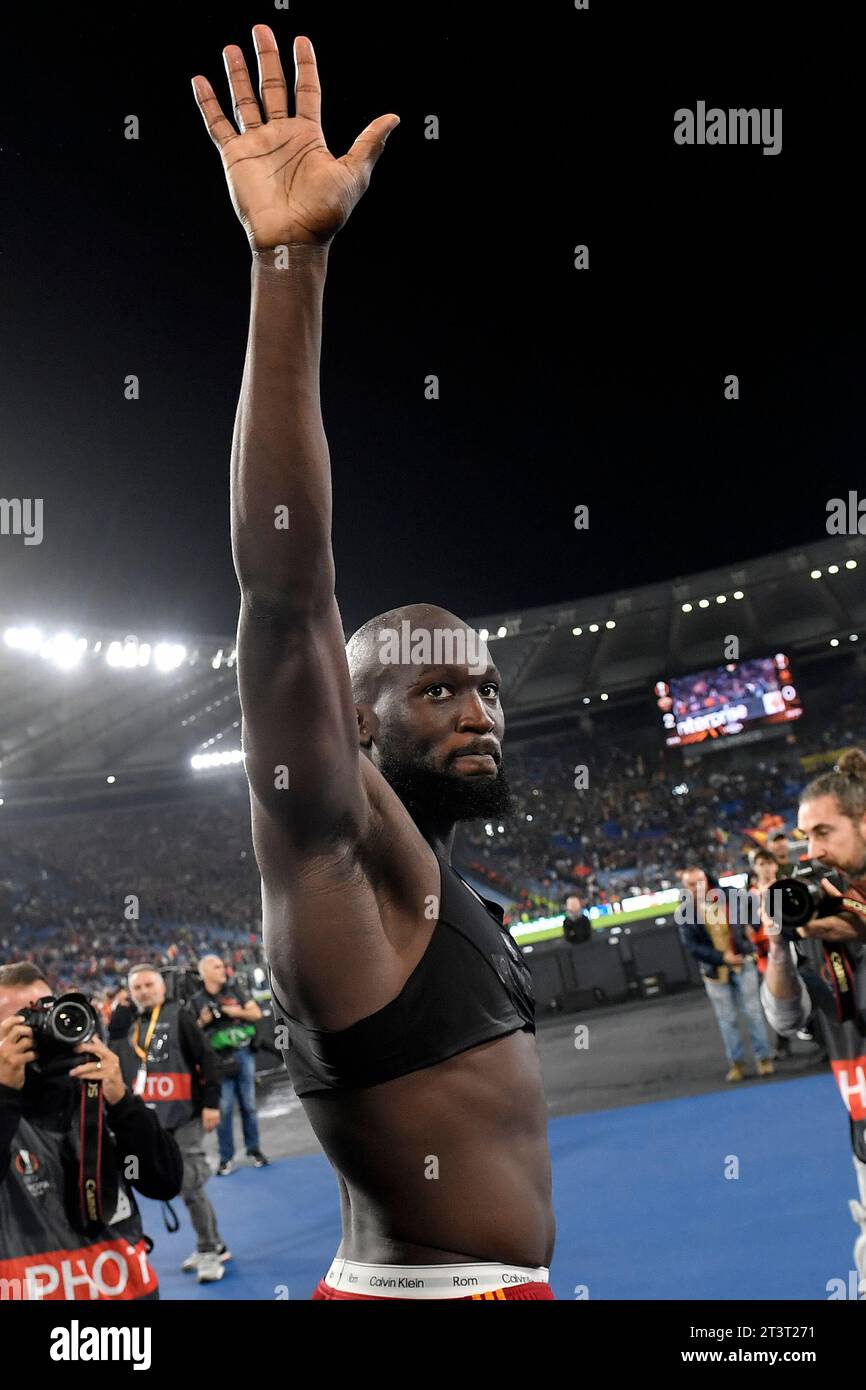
[192,27,399,250]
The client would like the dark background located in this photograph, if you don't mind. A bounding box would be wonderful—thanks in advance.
[1,2,862,637]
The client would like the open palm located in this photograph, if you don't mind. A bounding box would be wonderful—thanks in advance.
[192,27,399,249]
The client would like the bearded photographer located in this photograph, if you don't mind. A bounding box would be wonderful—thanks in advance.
[0,961,182,1301]
[760,749,866,1292]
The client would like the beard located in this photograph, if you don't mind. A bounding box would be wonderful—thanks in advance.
[375,739,514,829]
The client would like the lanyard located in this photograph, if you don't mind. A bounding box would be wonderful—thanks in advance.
[132,1004,162,1061]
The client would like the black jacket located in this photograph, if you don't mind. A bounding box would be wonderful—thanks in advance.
[562,911,592,944]
[0,1076,183,1193]
[0,1071,182,1300]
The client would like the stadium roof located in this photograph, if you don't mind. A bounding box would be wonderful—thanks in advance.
[1,535,864,809]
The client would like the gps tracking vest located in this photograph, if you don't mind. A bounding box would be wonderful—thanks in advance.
[130,1002,195,1130]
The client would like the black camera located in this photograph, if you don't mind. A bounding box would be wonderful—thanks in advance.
[764,864,847,937]
[20,993,99,1064]
[161,966,202,1006]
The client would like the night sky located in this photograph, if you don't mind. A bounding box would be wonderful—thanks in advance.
[2,2,863,640]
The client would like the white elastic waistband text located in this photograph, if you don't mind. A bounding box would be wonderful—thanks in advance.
[323,1257,549,1298]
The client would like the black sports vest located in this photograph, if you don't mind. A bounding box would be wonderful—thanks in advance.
[0,1112,158,1300]
[270,852,535,1095]
[126,1002,195,1130]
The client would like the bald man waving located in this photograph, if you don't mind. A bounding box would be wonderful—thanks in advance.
[192,26,555,1300]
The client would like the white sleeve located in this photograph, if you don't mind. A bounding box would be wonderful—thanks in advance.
[760,946,812,1036]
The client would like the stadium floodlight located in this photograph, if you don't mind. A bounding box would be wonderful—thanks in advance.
[4,625,43,653]
[681,603,692,613]
[828,564,840,574]
[582,696,590,704]
[733,590,744,599]
[212,648,224,669]
[0,797,4,807]
[716,595,726,603]
[810,570,822,579]
[190,748,245,771]
[107,637,144,669]
[106,775,116,784]
[698,599,709,608]
[42,632,87,670]
[478,629,489,642]
[572,626,582,636]
[154,642,185,672]
[605,620,616,629]
[846,560,857,570]
[497,626,507,638]
[600,692,609,701]
[526,814,533,822]
[830,638,840,647]
[589,623,599,632]
[851,634,859,642]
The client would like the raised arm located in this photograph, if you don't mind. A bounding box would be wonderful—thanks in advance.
[192,28,398,849]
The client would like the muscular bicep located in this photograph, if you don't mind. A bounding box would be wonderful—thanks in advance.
[237,591,368,849]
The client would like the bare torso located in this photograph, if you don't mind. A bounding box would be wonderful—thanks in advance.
[258,759,555,1267]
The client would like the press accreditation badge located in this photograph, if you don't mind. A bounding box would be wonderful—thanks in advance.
[133,1066,147,1097]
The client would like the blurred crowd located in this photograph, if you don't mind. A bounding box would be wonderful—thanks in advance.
[461,697,865,919]
[0,794,264,996]
[1,693,863,987]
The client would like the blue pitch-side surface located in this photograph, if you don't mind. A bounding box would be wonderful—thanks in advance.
[141,1073,855,1301]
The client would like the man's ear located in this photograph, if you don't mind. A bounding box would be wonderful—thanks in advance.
[356,704,377,751]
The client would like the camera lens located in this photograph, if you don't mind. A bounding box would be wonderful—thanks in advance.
[768,879,814,930]
[50,999,94,1043]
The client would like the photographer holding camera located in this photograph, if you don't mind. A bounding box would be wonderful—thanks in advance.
[190,955,267,1175]
[0,961,182,1301]
[123,964,229,1284]
[761,748,866,1290]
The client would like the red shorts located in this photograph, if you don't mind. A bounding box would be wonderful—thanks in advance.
[312,1278,554,1300]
